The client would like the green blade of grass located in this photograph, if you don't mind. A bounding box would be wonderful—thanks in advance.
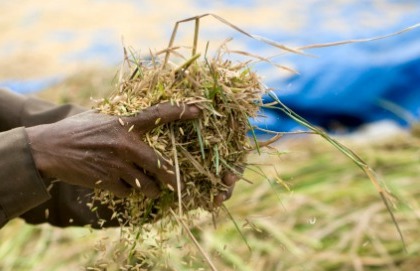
[193,119,206,161]
[265,91,407,251]
[221,204,252,253]
[247,118,260,154]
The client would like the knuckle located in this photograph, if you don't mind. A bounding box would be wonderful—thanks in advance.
[149,104,163,121]
[114,138,131,156]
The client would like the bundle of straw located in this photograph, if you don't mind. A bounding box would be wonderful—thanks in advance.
[95,49,264,225]
[90,15,416,269]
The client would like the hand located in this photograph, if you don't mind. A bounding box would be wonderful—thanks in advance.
[26,103,200,198]
[214,171,242,207]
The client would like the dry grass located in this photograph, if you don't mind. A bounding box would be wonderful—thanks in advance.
[1,116,419,270]
[95,49,263,219]
[1,63,419,269]
[179,133,420,271]
[81,14,301,269]
[2,15,419,271]
[82,43,270,269]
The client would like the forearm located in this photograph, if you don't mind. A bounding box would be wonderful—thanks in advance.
[0,127,119,229]
[0,88,93,228]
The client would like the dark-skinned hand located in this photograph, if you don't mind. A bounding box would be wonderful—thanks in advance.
[26,102,239,203]
[214,172,240,207]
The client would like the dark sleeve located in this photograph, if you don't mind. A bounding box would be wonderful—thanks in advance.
[0,127,50,228]
[0,88,85,131]
[0,89,27,132]
[0,88,119,228]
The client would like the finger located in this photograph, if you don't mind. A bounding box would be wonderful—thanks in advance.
[214,182,235,207]
[213,172,240,206]
[222,171,239,201]
[122,166,161,199]
[127,141,182,191]
[98,179,132,198]
[125,103,201,130]
[222,172,239,186]
[223,183,235,200]
[213,193,226,207]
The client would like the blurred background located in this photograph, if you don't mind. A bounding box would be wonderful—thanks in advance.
[1,0,419,132]
[0,0,419,270]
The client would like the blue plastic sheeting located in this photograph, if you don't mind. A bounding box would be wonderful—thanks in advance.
[0,77,61,94]
[252,21,420,133]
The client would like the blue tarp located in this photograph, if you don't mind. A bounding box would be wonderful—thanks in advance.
[254,21,420,133]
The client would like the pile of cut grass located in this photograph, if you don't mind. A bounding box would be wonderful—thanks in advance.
[94,49,265,227]
[146,131,420,270]
[85,16,418,269]
[2,65,419,269]
[2,127,419,271]
[83,46,273,269]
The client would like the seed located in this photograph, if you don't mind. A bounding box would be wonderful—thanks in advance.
[118,118,125,126]
[128,125,134,132]
[167,184,175,191]
[135,178,141,188]
[111,212,118,220]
